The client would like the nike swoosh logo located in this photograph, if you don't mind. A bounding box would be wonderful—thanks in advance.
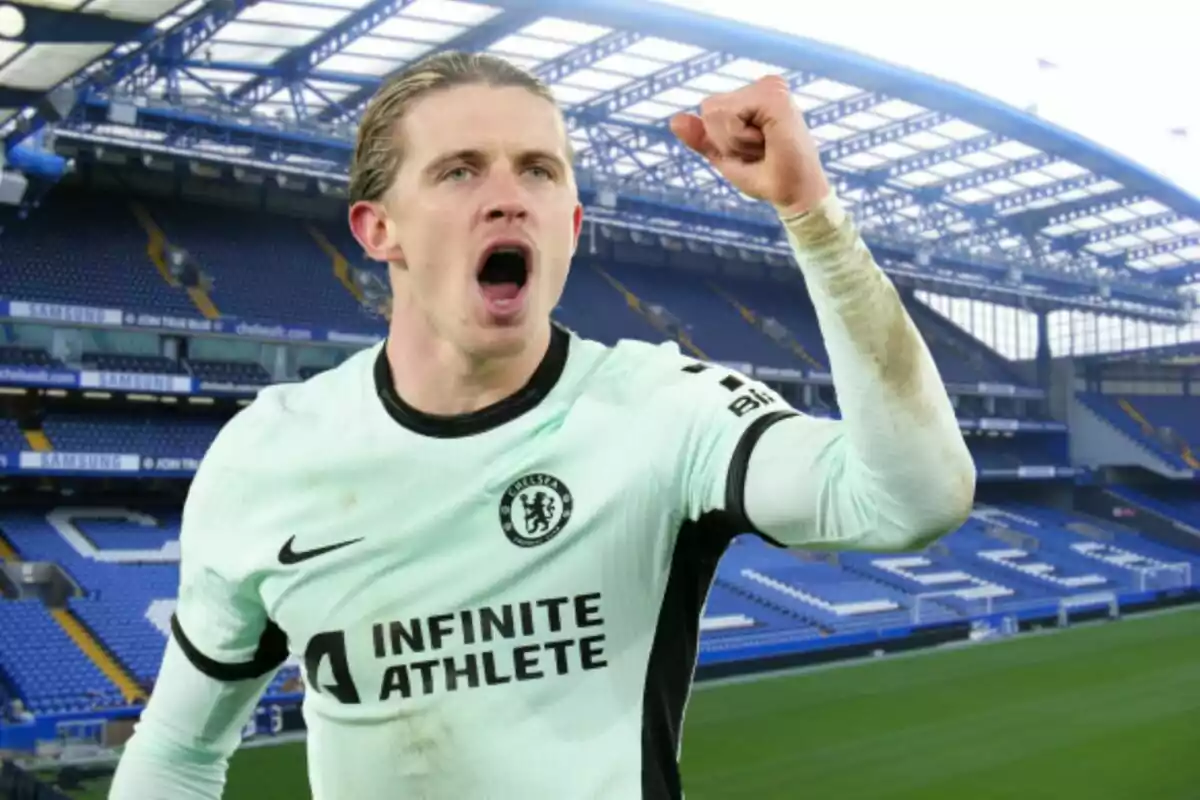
[278,535,363,565]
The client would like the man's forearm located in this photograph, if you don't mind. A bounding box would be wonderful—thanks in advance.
[109,638,273,800]
[762,192,975,548]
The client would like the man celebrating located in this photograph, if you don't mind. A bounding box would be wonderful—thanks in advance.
[110,52,974,799]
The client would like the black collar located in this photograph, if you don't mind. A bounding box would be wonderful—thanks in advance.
[374,324,570,438]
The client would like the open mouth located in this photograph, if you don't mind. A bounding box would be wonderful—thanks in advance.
[477,244,530,306]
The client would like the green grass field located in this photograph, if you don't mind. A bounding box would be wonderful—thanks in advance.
[40,607,1200,799]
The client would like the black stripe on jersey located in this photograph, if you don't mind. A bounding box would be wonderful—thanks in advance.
[640,410,796,797]
[171,614,289,682]
[641,510,738,800]
[724,410,799,536]
[374,322,570,438]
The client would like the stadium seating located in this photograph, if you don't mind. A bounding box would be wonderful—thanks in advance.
[150,203,380,332]
[0,511,300,716]
[187,358,272,386]
[1076,392,1198,470]
[0,190,200,317]
[80,352,186,376]
[40,414,220,459]
[0,419,26,453]
[0,346,64,369]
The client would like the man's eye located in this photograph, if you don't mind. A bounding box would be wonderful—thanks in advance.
[444,167,472,181]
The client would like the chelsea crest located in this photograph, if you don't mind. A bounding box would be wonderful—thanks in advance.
[499,473,573,548]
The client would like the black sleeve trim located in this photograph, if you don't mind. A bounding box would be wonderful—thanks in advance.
[723,410,799,542]
[171,613,289,683]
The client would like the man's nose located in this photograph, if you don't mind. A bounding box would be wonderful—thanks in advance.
[481,169,529,222]
[484,199,528,222]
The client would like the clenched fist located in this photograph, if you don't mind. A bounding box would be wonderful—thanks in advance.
[670,75,831,218]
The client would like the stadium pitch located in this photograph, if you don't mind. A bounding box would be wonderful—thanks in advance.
[40,606,1200,799]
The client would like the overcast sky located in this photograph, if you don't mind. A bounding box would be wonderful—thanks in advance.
[655,0,1200,200]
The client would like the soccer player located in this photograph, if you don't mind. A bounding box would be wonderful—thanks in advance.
[109,52,975,799]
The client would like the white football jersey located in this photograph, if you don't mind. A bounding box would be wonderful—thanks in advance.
[170,324,798,800]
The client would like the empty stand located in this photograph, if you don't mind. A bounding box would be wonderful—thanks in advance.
[81,352,186,375]
[0,191,199,317]
[187,358,272,386]
[151,201,381,331]
[41,414,219,458]
[0,346,64,369]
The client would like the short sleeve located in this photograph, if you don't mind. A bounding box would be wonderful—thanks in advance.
[170,420,288,683]
[652,351,802,531]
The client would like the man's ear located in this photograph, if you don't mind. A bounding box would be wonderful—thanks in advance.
[349,201,404,265]
[570,203,584,255]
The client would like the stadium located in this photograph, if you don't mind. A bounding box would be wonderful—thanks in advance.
[1,0,1199,798]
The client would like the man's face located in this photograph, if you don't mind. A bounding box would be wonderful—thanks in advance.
[360,83,582,359]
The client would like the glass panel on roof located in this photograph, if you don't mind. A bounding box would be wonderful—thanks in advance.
[215,21,319,47]
[952,188,992,204]
[402,0,500,26]
[1128,199,1169,216]
[958,151,1005,169]
[901,131,949,151]
[1072,216,1107,231]
[319,53,403,76]
[870,99,924,120]
[800,78,859,101]
[1009,169,1056,188]
[566,69,632,91]
[1177,244,1200,260]
[88,0,188,22]
[1138,227,1176,243]
[624,38,702,62]
[187,67,256,84]
[592,53,669,78]
[898,171,941,188]
[1087,180,1122,195]
[932,120,987,141]
[519,17,610,43]
[811,123,855,142]
[871,142,916,160]
[653,87,705,108]
[490,34,575,60]
[981,179,1023,196]
[1086,241,1117,254]
[990,141,1039,161]
[339,36,429,62]
[1099,207,1137,224]
[372,17,463,41]
[623,99,682,119]
[837,152,886,170]
[838,111,889,131]
[1168,219,1200,235]
[685,73,746,94]
[0,41,22,66]
[240,1,349,28]
[719,59,785,81]
[928,161,973,179]
[551,84,599,105]
[790,93,825,111]
[290,0,373,8]
[0,43,108,88]
[1110,234,1144,249]
[1039,161,1086,180]
[207,41,288,65]
[1147,253,1181,267]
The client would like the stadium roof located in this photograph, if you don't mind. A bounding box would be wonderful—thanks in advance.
[4,0,1200,315]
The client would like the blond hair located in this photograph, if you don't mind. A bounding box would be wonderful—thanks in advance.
[349,51,563,204]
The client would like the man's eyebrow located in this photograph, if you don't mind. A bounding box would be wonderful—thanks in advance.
[422,148,569,177]
[422,149,487,177]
